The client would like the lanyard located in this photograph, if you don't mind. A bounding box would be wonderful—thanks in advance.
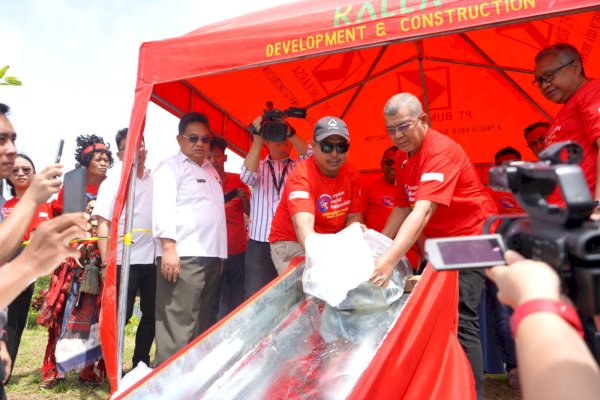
[267,159,290,195]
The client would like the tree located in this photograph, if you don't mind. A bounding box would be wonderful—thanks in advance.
[0,66,22,86]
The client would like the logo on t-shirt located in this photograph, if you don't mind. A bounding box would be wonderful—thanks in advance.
[381,195,394,207]
[499,195,518,210]
[317,194,332,212]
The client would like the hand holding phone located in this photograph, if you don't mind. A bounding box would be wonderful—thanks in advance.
[426,234,507,271]
[55,139,65,164]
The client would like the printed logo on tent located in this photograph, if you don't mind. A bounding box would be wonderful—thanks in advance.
[312,52,365,95]
[397,66,451,111]
[317,194,332,212]
[495,21,553,50]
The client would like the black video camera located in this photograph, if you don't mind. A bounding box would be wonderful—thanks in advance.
[485,141,600,321]
[251,101,307,142]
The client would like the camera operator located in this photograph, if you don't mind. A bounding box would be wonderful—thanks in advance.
[241,114,311,298]
[487,250,600,400]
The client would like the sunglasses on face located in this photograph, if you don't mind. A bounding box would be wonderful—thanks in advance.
[531,60,575,87]
[181,134,211,144]
[12,166,32,175]
[381,159,395,167]
[318,141,350,154]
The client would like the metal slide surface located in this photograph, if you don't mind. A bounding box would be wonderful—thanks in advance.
[122,263,409,399]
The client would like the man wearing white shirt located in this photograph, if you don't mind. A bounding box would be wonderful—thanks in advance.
[152,112,226,366]
[94,128,155,368]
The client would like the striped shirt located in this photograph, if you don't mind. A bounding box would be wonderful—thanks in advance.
[241,145,312,242]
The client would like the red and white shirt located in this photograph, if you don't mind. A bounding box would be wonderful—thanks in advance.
[2,198,53,241]
[395,129,497,238]
[269,156,361,243]
[545,79,600,198]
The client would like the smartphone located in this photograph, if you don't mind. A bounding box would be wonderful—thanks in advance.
[425,234,507,271]
[63,167,88,213]
[55,139,65,164]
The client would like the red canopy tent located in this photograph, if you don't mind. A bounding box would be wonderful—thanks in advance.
[101,0,600,393]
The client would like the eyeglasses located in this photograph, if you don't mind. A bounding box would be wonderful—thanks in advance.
[317,141,350,154]
[386,116,421,135]
[381,159,395,167]
[181,134,211,144]
[11,166,32,175]
[531,60,576,87]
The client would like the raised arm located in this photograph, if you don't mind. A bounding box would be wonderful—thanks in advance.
[0,164,62,264]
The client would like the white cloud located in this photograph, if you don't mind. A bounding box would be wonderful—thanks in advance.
[0,0,296,173]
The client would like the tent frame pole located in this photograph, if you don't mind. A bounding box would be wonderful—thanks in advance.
[459,33,552,121]
[117,145,139,384]
[341,46,388,119]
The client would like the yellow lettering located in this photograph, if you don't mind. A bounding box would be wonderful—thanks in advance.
[316,34,324,48]
[400,17,410,31]
[434,11,444,26]
[356,25,366,39]
[510,0,523,12]
[444,9,455,23]
[376,21,387,36]
[480,3,490,17]
[467,5,479,19]
[491,0,502,14]
[306,36,315,50]
[346,28,355,42]
[326,31,337,46]
[411,16,421,30]
[524,0,535,9]
[357,2,377,23]
[275,42,281,56]
[334,6,352,27]
[457,6,467,22]
[422,13,434,29]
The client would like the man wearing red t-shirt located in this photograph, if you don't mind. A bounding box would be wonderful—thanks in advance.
[487,147,524,215]
[209,137,250,322]
[372,93,496,400]
[269,116,362,274]
[361,146,422,269]
[533,43,600,216]
[361,146,397,232]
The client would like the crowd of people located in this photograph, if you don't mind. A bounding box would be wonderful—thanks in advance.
[0,41,599,400]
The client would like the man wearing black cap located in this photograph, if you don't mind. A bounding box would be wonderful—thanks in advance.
[268,116,363,273]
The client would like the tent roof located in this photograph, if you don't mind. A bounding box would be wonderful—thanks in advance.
[102,2,600,390]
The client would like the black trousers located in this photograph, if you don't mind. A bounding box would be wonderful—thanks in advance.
[458,269,486,400]
[0,360,6,400]
[117,264,156,367]
[5,282,34,383]
[209,252,246,326]
[244,239,278,298]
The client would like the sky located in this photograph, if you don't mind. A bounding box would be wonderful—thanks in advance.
[0,0,297,179]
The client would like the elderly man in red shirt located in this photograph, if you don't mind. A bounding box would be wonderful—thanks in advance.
[269,116,362,274]
[533,43,600,215]
[371,93,497,400]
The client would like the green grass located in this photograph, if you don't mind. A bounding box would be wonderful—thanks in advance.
[6,276,152,399]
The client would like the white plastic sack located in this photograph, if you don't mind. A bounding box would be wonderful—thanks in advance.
[303,223,411,309]
[110,361,153,399]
